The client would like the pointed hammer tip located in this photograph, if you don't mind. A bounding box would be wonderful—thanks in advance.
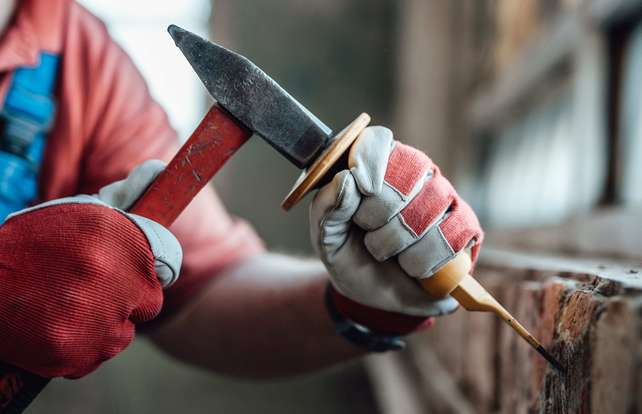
[167,24,186,43]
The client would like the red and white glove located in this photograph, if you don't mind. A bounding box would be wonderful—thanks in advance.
[311,127,482,335]
[0,160,182,378]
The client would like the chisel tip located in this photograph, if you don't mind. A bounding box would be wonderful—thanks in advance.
[536,344,565,374]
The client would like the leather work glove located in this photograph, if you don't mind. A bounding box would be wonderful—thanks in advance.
[311,127,483,335]
[0,160,181,378]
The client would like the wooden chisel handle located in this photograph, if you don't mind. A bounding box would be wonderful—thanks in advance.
[0,104,251,413]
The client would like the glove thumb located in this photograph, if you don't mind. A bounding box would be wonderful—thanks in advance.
[98,159,165,210]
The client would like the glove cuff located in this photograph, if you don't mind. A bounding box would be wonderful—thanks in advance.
[328,284,434,336]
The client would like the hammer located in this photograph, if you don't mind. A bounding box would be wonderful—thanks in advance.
[0,25,562,414]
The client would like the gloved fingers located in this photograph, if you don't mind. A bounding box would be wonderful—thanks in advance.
[98,159,166,210]
[100,160,182,287]
[128,214,183,287]
[397,223,456,279]
[348,126,395,196]
[421,295,459,316]
[398,198,482,280]
[330,251,459,317]
[310,170,362,259]
[130,278,164,324]
[363,172,455,261]
[352,141,434,231]
[353,177,427,231]
[439,197,484,263]
[66,322,136,379]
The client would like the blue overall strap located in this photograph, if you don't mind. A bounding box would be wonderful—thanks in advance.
[0,52,59,222]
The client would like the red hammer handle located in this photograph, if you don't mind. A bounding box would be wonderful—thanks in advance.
[130,104,252,225]
[0,104,251,414]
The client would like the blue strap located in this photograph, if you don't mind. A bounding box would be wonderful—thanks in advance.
[0,52,59,222]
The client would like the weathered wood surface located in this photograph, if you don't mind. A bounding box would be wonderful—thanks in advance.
[367,246,642,414]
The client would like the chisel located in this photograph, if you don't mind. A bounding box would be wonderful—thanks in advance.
[422,253,565,373]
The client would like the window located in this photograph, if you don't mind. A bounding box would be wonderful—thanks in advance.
[467,13,607,229]
[619,22,642,205]
[78,0,211,140]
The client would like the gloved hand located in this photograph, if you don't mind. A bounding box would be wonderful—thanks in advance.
[311,127,482,335]
[0,160,182,378]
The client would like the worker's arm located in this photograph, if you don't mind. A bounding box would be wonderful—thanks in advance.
[149,254,361,378]
[149,126,483,378]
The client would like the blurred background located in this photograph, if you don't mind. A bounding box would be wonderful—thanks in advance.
[29,0,642,412]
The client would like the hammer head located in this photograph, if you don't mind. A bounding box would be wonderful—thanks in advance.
[168,25,332,169]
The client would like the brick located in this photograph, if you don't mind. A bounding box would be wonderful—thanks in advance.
[557,289,601,340]
[495,276,595,414]
[537,279,568,348]
[532,279,568,388]
[539,285,605,414]
[591,298,641,414]
[370,251,642,414]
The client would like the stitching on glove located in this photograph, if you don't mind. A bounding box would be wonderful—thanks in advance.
[125,213,181,287]
[116,209,157,246]
[397,201,450,240]
[141,217,166,260]
[383,142,432,197]
[384,170,434,203]
[423,226,456,278]
[370,216,418,261]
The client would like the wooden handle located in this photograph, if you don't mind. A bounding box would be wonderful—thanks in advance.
[130,104,251,226]
[420,253,517,314]
[420,254,470,299]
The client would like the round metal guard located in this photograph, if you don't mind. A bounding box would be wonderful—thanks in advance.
[281,113,371,210]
